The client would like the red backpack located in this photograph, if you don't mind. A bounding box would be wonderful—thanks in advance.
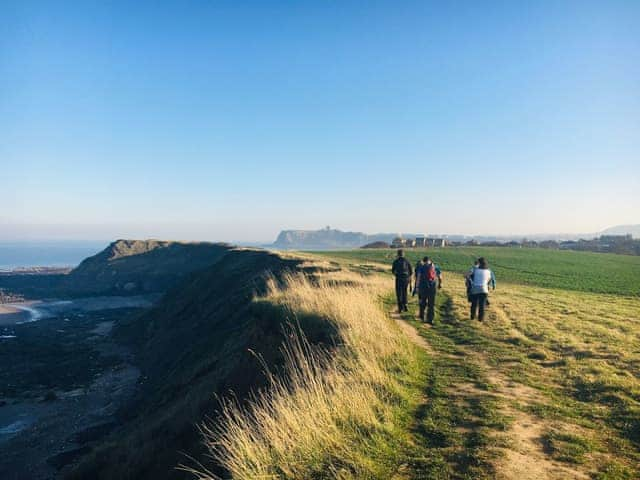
[426,264,437,282]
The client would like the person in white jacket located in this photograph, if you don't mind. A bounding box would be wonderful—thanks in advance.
[466,257,495,321]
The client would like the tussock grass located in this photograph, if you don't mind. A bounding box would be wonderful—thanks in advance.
[189,270,418,479]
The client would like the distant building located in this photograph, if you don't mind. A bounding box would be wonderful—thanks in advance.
[426,237,447,247]
[600,234,632,242]
[415,235,427,248]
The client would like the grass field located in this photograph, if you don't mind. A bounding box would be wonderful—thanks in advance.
[196,248,639,479]
[312,248,640,479]
[314,247,640,296]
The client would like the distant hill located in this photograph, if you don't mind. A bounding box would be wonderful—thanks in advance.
[272,225,640,249]
[64,239,231,295]
[600,224,640,238]
[272,228,411,250]
[0,239,231,298]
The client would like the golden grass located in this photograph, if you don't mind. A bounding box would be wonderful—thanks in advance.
[189,269,414,480]
[442,273,640,396]
[438,273,640,474]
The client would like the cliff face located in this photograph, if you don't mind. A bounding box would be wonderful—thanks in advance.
[63,240,231,295]
[273,228,395,250]
[66,249,335,480]
[0,240,232,298]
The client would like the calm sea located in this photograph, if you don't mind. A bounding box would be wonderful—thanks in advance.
[0,241,107,270]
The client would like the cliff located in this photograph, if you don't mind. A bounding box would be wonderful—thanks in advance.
[273,228,400,250]
[65,249,335,479]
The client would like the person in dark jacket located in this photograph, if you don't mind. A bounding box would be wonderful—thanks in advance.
[415,256,442,324]
[391,249,412,313]
[413,258,424,296]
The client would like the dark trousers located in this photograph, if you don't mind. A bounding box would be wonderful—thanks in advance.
[395,276,409,311]
[470,293,488,321]
[419,285,437,323]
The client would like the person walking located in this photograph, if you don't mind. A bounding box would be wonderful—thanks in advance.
[465,259,479,302]
[415,256,442,324]
[412,257,424,297]
[391,249,412,313]
[467,257,495,321]
[466,259,495,306]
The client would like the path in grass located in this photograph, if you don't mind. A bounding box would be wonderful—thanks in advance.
[389,276,635,479]
[322,255,639,478]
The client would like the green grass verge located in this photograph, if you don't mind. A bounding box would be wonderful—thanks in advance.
[381,295,511,480]
[313,247,640,296]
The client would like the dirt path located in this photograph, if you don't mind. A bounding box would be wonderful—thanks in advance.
[390,311,432,352]
[392,303,590,480]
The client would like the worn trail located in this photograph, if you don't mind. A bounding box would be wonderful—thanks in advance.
[392,284,591,480]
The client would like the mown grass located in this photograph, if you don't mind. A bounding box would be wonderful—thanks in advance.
[392,295,512,480]
[410,272,640,479]
[314,247,640,296]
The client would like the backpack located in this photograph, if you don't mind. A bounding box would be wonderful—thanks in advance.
[394,258,411,277]
[425,264,437,283]
[418,263,437,286]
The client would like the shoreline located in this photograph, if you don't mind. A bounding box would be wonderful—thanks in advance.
[0,296,159,327]
[0,303,40,326]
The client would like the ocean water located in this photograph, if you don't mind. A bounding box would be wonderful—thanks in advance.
[0,241,107,270]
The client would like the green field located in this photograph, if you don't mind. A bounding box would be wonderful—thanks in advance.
[306,248,640,479]
[296,251,640,480]
[314,247,640,296]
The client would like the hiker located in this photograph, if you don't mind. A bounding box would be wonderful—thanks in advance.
[415,256,442,324]
[391,249,412,313]
[466,259,495,306]
[465,260,479,302]
[466,257,495,321]
[412,258,424,297]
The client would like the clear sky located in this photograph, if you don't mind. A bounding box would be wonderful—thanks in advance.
[2,1,638,242]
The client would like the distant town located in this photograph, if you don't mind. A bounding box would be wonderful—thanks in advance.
[271,226,640,255]
[367,234,640,256]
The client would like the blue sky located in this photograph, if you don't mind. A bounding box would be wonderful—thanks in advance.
[2,1,638,241]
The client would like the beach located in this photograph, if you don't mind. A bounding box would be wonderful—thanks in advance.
[0,303,36,326]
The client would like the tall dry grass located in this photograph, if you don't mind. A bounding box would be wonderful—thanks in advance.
[188,269,415,479]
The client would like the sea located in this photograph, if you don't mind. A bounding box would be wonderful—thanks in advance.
[0,241,107,270]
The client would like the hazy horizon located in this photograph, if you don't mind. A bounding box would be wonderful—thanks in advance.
[0,221,636,245]
[3,1,639,241]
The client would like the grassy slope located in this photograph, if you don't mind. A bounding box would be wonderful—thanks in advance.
[66,250,318,480]
[315,247,640,296]
[193,264,432,480]
[314,249,640,479]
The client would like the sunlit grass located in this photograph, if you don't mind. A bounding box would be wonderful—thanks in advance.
[188,269,424,479]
